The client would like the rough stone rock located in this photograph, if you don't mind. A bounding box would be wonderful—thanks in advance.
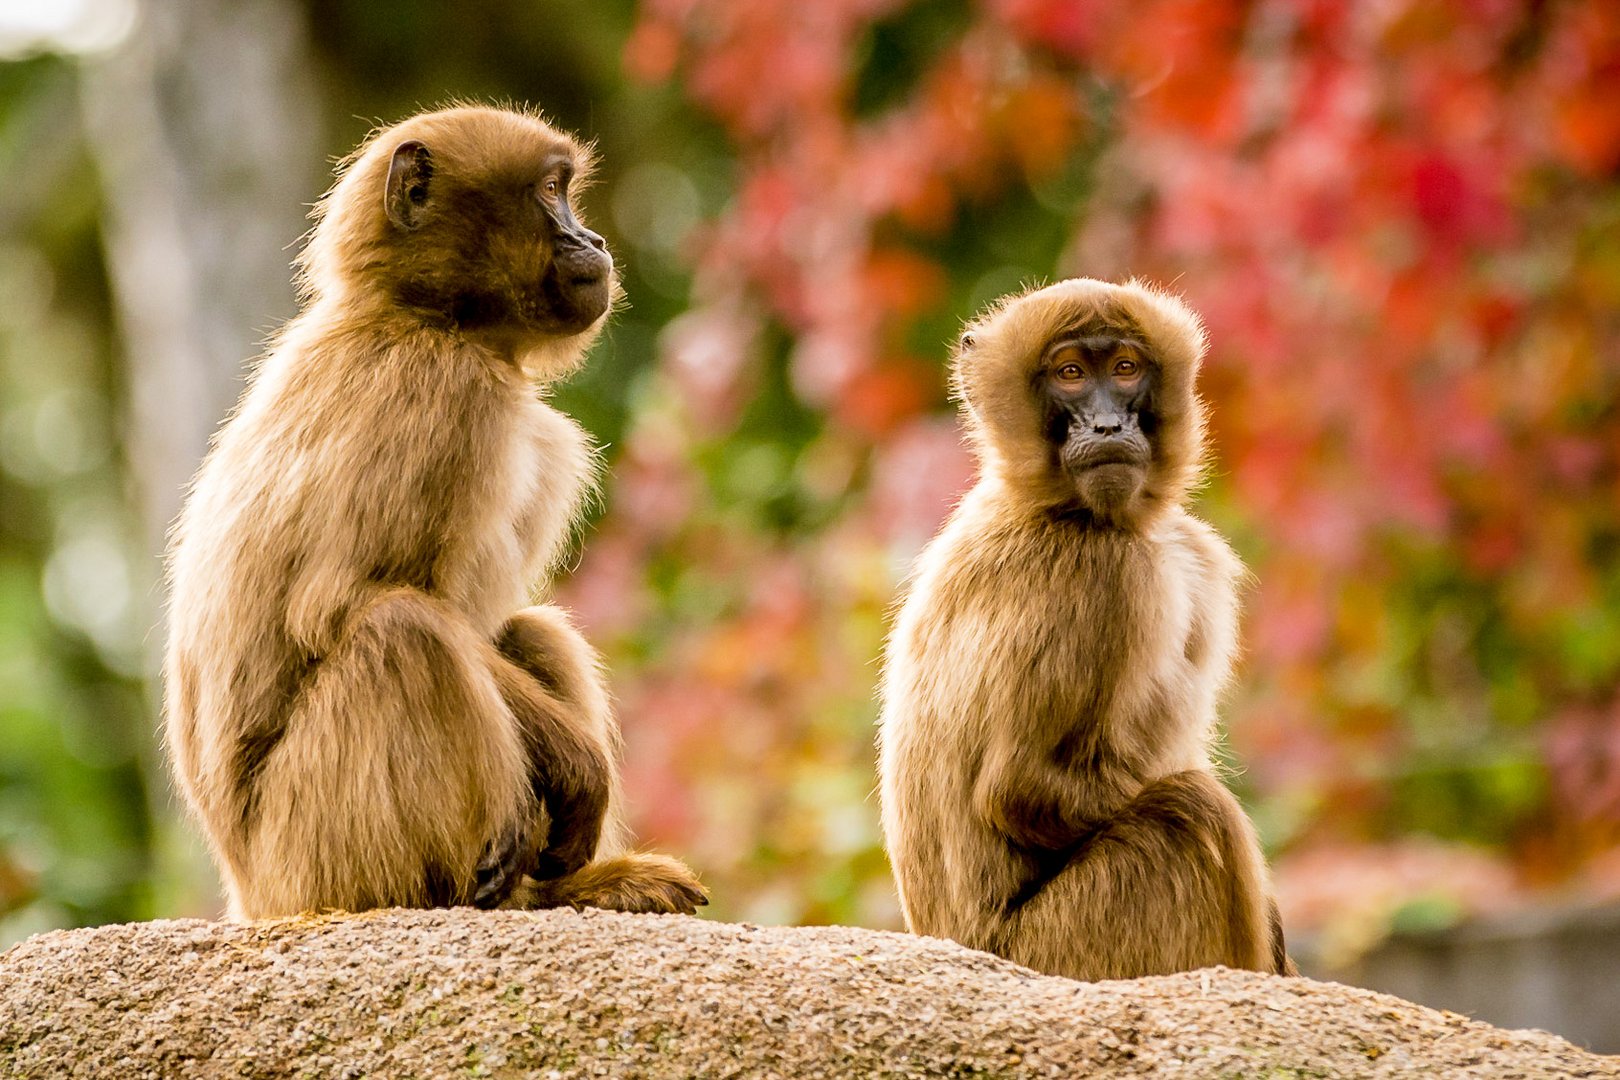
[1,907,1614,1078]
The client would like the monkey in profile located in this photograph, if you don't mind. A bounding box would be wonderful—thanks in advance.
[164,105,705,919]
[878,278,1292,981]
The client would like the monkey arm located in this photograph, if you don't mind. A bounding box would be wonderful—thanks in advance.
[995,768,1279,979]
[973,738,1140,852]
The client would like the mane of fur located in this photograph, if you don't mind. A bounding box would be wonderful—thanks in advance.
[950,277,1210,525]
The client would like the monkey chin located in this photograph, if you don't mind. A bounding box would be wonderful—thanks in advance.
[535,267,613,336]
[492,275,615,376]
[1070,462,1147,521]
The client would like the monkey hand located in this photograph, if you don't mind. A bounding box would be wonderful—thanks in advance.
[975,750,1139,852]
[983,785,1094,852]
[474,816,540,909]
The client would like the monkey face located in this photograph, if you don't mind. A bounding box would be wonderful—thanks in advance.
[302,106,618,373]
[520,152,614,335]
[953,278,1209,526]
[1041,332,1158,513]
[381,132,615,343]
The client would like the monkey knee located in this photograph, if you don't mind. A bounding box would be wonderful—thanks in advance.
[497,605,603,706]
[1134,770,1238,830]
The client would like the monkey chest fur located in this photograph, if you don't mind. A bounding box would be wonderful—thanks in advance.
[898,512,1219,787]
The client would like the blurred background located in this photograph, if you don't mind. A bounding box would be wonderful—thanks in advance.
[1,0,1618,1049]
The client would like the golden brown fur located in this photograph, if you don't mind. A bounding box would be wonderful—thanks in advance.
[164,105,704,920]
[878,278,1291,980]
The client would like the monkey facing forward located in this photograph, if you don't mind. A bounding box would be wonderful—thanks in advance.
[165,105,705,919]
[878,278,1291,981]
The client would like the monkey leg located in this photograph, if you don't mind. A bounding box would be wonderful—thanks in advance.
[494,605,707,916]
[993,769,1276,981]
[483,653,613,904]
[496,605,613,750]
[484,605,621,883]
[233,588,531,918]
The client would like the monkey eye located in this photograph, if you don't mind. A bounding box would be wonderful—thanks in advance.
[1114,358,1139,377]
[1055,362,1085,382]
[541,177,561,199]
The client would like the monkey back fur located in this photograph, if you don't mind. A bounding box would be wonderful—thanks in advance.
[164,105,701,920]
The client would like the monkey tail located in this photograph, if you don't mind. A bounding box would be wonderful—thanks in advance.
[1267,896,1299,975]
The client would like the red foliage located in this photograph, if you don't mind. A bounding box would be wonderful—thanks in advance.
[592,0,1620,933]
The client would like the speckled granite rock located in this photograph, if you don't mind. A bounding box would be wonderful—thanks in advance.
[0,907,1613,1078]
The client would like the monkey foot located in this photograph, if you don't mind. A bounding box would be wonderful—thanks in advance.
[515,853,708,916]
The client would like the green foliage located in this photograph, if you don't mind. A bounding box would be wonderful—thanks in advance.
[0,56,154,942]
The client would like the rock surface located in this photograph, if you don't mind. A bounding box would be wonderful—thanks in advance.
[1,908,1614,1078]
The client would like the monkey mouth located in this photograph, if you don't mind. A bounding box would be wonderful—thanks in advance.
[1078,451,1144,469]
[1063,440,1148,472]
[540,259,613,332]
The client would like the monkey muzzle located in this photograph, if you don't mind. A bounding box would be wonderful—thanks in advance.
[1059,415,1149,475]
[543,237,613,332]
[1058,414,1150,513]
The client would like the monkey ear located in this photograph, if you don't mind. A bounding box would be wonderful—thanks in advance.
[958,331,976,351]
[385,140,434,230]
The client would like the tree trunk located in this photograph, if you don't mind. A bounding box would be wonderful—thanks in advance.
[76,0,323,914]
[80,0,322,573]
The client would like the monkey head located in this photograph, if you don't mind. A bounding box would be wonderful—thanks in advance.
[953,278,1209,525]
[299,105,617,376]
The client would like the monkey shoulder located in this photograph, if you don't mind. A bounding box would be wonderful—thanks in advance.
[900,502,1050,634]
[1147,509,1243,592]
[886,488,1104,741]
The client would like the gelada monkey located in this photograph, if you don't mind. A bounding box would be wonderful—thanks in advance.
[165,105,704,919]
[879,278,1292,980]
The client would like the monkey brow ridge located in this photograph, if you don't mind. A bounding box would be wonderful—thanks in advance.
[1052,334,1148,355]
[1049,303,1144,343]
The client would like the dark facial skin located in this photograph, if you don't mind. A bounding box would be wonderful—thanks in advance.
[384,141,613,339]
[531,154,613,333]
[1040,332,1159,513]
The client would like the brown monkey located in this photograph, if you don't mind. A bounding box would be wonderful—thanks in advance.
[878,278,1292,981]
[164,105,705,920]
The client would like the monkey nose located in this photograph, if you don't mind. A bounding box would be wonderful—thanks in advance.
[1092,418,1125,436]
[581,228,608,252]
